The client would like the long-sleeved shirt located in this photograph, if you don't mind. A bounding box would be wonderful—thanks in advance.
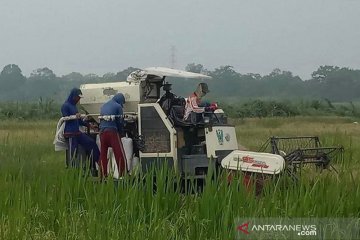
[61,89,87,136]
[183,92,205,120]
[99,94,125,134]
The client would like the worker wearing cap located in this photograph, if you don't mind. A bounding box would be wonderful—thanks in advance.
[184,82,215,121]
[61,88,100,174]
[183,83,217,154]
[99,93,127,179]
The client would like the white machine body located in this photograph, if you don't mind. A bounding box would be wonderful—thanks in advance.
[80,82,141,115]
[205,126,238,158]
[221,150,285,175]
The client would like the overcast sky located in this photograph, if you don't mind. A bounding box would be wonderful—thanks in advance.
[1,0,359,79]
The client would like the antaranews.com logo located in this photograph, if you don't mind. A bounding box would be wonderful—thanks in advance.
[237,221,317,237]
[235,218,360,240]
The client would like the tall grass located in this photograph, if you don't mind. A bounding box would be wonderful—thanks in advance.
[0,99,60,120]
[0,118,359,239]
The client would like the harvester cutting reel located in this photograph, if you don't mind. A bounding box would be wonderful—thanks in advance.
[259,136,344,179]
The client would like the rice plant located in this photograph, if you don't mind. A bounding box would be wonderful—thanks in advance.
[0,117,359,239]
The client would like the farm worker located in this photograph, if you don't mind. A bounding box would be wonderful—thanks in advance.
[183,83,216,154]
[183,82,217,121]
[99,93,127,179]
[61,88,100,174]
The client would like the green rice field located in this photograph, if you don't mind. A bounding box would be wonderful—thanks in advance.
[0,117,359,239]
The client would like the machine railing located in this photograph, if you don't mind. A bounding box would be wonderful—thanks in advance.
[259,136,344,178]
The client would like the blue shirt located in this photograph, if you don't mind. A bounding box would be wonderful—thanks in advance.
[61,88,87,135]
[99,93,125,134]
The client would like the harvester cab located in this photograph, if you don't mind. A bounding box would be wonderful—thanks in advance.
[74,67,285,180]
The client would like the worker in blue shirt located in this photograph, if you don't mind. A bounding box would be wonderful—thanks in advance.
[61,88,100,175]
[99,93,127,179]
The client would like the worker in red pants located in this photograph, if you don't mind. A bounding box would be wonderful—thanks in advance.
[227,171,264,196]
[99,93,127,179]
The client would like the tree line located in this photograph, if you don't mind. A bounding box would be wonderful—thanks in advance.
[0,65,139,102]
[1,98,359,120]
[0,64,360,102]
[179,64,360,102]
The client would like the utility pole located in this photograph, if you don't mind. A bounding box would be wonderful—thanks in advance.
[170,45,176,69]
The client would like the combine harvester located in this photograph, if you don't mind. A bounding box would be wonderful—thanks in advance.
[56,67,343,187]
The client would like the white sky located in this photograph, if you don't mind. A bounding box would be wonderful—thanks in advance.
[1,0,359,79]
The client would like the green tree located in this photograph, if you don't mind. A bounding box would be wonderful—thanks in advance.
[311,65,340,82]
[261,69,303,98]
[62,72,84,82]
[26,67,60,100]
[83,73,101,83]
[115,67,140,81]
[0,64,26,93]
[29,67,57,81]
[185,63,204,73]
[211,65,239,79]
[102,72,116,82]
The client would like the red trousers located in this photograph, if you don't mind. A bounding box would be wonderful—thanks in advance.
[100,130,126,177]
[227,171,264,196]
